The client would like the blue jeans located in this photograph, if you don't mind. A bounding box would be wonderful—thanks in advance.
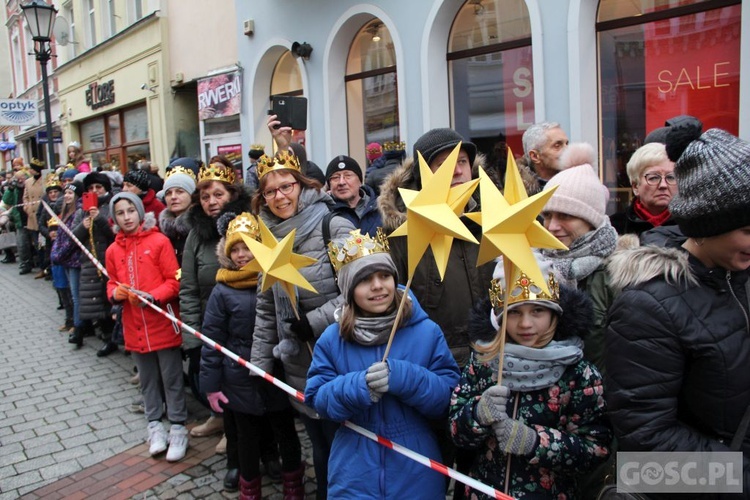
[65,266,82,327]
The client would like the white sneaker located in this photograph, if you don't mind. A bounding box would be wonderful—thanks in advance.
[147,421,168,456]
[166,424,189,462]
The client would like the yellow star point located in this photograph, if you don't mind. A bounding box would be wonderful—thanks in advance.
[241,218,317,311]
[388,143,479,280]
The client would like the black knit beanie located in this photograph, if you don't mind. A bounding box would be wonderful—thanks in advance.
[326,155,363,182]
[82,172,112,193]
[666,124,750,238]
[412,128,476,167]
[123,169,151,192]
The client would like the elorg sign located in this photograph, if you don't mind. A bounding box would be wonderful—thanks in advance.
[86,80,115,110]
[0,99,40,126]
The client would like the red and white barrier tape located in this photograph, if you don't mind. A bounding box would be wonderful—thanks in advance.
[39,200,514,500]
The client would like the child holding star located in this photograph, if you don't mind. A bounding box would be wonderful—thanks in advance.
[199,212,301,498]
[305,230,460,499]
[448,256,612,499]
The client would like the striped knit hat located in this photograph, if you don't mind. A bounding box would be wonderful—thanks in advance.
[666,124,750,237]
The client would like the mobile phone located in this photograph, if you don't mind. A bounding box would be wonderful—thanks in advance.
[269,95,307,131]
[82,192,98,212]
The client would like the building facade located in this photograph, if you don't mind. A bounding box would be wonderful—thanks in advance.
[233,0,748,213]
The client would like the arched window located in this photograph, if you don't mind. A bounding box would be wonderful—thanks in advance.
[270,51,305,145]
[346,19,398,165]
[597,0,741,213]
[448,0,532,167]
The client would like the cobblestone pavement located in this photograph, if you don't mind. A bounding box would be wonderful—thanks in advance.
[0,259,318,499]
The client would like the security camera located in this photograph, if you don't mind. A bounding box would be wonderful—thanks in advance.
[140,83,148,90]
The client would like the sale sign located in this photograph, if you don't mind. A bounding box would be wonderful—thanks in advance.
[501,45,534,156]
[644,5,740,135]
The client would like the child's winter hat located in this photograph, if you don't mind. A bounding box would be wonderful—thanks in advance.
[61,168,79,181]
[109,192,145,222]
[489,254,562,330]
[665,122,750,237]
[328,229,396,304]
[542,143,609,229]
[366,142,383,162]
[217,212,260,257]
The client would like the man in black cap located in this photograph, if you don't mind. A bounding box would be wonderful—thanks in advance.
[325,155,382,237]
[378,128,494,498]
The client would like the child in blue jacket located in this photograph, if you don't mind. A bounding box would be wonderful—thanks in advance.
[305,230,460,499]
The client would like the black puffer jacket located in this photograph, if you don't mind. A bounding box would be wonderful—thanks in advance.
[606,241,750,494]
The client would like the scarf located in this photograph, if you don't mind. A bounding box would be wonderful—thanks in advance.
[487,337,584,391]
[542,221,617,282]
[633,198,671,228]
[350,306,400,346]
[216,266,259,289]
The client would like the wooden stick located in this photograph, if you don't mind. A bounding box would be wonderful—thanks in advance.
[381,275,414,362]
[496,261,515,387]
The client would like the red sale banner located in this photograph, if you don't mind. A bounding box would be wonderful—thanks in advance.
[501,45,534,156]
[644,5,740,135]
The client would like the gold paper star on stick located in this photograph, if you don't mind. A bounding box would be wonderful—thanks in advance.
[465,149,567,294]
[241,217,317,313]
[389,143,479,280]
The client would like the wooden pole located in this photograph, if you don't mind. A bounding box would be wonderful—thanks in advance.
[381,275,414,362]
[496,261,515,387]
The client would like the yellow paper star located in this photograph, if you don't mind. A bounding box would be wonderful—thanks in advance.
[465,150,567,294]
[389,143,479,280]
[241,218,317,311]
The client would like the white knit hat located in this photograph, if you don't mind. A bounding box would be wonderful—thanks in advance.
[542,143,609,228]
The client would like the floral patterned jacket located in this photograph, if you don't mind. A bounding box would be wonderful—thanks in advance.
[450,355,611,499]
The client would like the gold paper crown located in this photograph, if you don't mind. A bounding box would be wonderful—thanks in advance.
[198,162,235,185]
[257,152,301,179]
[166,165,197,182]
[47,217,59,227]
[249,143,265,151]
[30,157,45,168]
[227,212,260,242]
[327,229,390,273]
[383,141,405,152]
[489,271,560,311]
[44,172,62,190]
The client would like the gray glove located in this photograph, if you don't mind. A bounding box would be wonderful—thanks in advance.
[475,385,510,426]
[492,419,538,456]
[365,362,389,403]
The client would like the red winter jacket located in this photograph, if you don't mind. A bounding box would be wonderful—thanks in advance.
[141,189,166,224]
[105,213,181,353]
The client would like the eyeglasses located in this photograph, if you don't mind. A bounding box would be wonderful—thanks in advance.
[643,173,677,186]
[262,181,298,199]
[328,172,357,183]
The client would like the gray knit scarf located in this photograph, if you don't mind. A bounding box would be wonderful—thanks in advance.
[351,308,399,346]
[542,221,618,282]
[259,188,333,362]
[487,337,584,392]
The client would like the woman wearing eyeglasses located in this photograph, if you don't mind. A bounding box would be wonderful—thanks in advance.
[611,142,678,238]
[250,152,355,499]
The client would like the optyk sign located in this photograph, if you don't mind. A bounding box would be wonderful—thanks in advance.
[0,99,40,126]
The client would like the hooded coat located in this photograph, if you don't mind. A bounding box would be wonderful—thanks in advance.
[377,157,497,367]
[305,289,460,499]
[251,187,355,416]
[140,188,165,223]
[605,236,750,495]
[105,213,181,353]
[449,289,612,499]
[179,188,252,349]
[73,192,114,320]
[199,241,289,415]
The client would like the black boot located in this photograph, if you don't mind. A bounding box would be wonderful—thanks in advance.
[68,328,83,348]
[96,342,118,357]
[1,251,15,264]
[223,468,240,492]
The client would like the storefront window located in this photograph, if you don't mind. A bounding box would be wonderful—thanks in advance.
[80,104,150,172]
[597,0,741,213]
[345,19,398,165]
[269,52,305,147]
[448,0,532,167]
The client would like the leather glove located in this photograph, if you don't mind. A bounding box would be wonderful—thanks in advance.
[207,391,228,413]
[492,419,538,456]
[113,284,131,303]
[128,289,155,308]
[475,385,510,426]
[365,361,389,403]
[285,314,314,342]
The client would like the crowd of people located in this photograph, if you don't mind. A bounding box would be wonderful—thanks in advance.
[0,113,748,500]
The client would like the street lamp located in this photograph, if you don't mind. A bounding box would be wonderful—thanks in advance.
[21,0,58,169]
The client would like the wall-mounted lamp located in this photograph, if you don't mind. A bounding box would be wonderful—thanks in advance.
[140,83,156,93]
[291,41,313,60]
[366,22,383,43]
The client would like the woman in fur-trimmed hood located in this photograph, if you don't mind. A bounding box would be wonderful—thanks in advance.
[605,121,750,496]
[449,256,612,499]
